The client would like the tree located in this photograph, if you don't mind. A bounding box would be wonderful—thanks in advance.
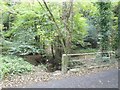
[77,2,99,48]
[97,1,112,56]
[71,2,88,48]
[62,0,73,54]
[117,1,120,60]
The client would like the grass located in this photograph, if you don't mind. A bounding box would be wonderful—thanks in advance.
[0,55,34,80]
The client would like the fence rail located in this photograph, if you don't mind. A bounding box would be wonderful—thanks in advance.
[62,51,115,74]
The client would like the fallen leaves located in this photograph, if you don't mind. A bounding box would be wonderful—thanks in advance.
[0,60,118,88]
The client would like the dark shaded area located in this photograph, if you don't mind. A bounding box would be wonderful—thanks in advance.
[19,53,46,66]
[84,36,98,48]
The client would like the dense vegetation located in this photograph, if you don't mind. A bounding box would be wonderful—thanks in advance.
[0,55,33,80]
[0,0,119,80]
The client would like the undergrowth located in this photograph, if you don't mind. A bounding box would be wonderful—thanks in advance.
[0,55,34,80]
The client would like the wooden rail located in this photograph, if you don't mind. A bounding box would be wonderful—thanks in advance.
[62,51,115,73]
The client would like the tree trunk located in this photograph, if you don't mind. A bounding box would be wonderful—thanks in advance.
[117,1,120,61]
[98,2,112,57]
[54,36,63,67]
[40,0,73,70]
[62,0,73,54]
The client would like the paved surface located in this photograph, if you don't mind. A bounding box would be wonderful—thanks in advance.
[25,69,118,88]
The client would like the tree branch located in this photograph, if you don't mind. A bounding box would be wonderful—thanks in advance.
[42,0,60,31]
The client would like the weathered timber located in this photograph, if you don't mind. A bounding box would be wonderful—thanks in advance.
[62,51,115,73]
[62,54,69,74]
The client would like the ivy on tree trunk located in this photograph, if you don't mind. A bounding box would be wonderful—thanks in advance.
[97,1,112,56]
[118,1,120,60]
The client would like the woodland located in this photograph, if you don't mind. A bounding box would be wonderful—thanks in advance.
[0,0,120,85]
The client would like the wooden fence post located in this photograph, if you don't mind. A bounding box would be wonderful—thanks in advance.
[62,54,69,74]
[84,55,86,60]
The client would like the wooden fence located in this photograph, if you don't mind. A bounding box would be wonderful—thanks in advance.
[62,51,115,73]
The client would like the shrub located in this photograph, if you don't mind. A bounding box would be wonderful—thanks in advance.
[0,55,33,80]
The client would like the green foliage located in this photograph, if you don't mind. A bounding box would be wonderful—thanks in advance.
[0,1,118,75]
[73,13,88,45]
[113,1,120,49]
[9,44,44,55]
[71,3,89,46]
[0,1,9,13]
[0,55,33,80]
[1,2,48,55]
[73,2,99,48]
[97,2,113,51]
[1,1,90,56]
